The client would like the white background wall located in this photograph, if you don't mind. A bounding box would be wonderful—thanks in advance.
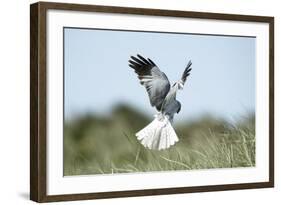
[0,0,279,204]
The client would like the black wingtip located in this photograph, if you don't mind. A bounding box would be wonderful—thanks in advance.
[128,60,141,67]
[147,58,156,66]
[186,60,192,68]
[136,54,151,65]
[128,64,135,69]
[181,60,192,82]
[129,54,157,70]
[186,68,192,73]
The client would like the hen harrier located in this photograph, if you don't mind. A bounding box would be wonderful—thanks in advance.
[128,54,192,150]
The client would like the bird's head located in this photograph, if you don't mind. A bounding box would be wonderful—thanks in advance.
[173,81,184,90]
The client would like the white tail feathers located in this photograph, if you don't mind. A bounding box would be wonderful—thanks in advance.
[136,114,179,150]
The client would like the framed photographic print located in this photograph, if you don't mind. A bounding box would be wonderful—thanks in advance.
[30,1,274,202]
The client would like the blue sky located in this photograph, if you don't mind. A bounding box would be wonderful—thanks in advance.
[64,28,256,122]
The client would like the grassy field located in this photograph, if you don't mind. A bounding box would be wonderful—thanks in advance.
[63,104,255,176]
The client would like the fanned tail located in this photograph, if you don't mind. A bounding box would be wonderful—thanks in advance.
[136,114,179,150]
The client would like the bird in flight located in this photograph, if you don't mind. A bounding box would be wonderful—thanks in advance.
[128,54,192,150]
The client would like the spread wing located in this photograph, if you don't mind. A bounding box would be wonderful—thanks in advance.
[161,60,192,115]
[180,60,192,86]
[129,54,170,111]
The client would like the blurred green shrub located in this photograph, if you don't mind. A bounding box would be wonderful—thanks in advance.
[64,104,255,176]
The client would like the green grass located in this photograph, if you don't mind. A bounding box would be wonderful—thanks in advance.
[63,104,255,176]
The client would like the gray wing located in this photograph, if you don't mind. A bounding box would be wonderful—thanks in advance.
[180,60,192,85]
[129,54,170,111]
[161,60,192,115]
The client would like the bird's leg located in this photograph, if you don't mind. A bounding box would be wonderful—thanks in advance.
[162,115,170,127]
